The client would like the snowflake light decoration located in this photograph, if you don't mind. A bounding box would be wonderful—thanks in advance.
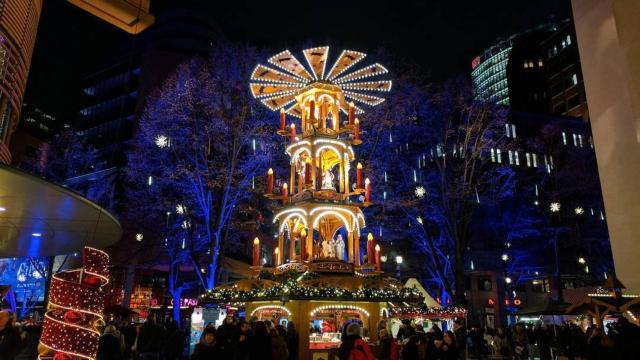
[550,202,561,213]
[250,47,392,115]
[414,186,427,198]
[155,135,169,148]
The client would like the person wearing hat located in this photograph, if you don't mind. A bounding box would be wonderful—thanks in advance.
[191,327,223,359]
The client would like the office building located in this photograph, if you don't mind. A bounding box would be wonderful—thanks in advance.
[0,0,43,163]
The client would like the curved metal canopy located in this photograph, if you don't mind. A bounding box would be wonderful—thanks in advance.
[0,165,122,258]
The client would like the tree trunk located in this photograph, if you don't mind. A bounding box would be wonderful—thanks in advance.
[454,245,467,306]
[207,232,221,289]
[168,263,182,328]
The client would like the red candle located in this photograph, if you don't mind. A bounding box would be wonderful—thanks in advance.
[305,158,312,184]
[367,233,375,265]
[298,173,304,193]
[375,244,381,271]
[356,162,363,189]
[348,102,355,125]
[280,108,286,131]
[309,100,316,120]
[282,183,288,205]
[354,118,360,141]
[289,123,296,142]
[364,178,371,203]
[253,237,260,267]
[300,228,307,261]
[267,168,274,194]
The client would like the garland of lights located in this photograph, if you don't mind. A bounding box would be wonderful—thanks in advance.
[200,279,422,304]
[38,247,109,360]
[386,305,467,319]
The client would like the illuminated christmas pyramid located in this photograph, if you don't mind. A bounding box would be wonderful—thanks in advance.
[251,46,391,273]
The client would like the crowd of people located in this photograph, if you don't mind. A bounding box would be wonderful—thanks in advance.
[3,308,640,360]
[382,317,640,360]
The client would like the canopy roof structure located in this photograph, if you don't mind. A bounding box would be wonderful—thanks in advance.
[0,165,122,258]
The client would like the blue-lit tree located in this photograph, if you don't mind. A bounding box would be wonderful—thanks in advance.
[361,77,515,305]
[126,44,277,303]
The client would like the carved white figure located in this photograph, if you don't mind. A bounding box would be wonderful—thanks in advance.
[335,234,345,261]
[321,238,333,258]
[321,169,335,190]
[296,158,306,180]
[327,237,336,258]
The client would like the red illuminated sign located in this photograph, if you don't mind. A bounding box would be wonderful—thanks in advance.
[471,56,481,70]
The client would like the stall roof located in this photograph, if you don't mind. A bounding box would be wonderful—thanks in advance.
[404,278,441,309]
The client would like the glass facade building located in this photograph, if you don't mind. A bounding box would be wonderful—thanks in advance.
[471,38,513,106]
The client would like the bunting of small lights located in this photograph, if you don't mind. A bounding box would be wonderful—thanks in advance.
[250,47,391,115]
[38,247,109,360]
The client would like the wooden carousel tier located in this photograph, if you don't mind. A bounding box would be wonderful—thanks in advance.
[265,189,366,204]
[200,271,422,304]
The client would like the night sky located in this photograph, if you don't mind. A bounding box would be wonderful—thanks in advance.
[26,0,572,122]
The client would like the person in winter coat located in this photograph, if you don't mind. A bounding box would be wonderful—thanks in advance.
[97,325,124,360]
[400,335,420,360]
[512,324,529,360]
[441,331,459,360]
[191,327,224,359]
[286,322,299,360]
[378,329,399,360]
[492,327,512,357]
[270,326,288,360]
[338,323,374,360]
[249,321,272,360]
[0,311,21,360]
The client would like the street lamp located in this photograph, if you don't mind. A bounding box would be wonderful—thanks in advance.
[395,256,403,280]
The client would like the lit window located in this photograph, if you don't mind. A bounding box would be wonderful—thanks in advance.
[532,154,538,167]
[508,150,513,164]
[505,123,511,137]
[148,176,154,186]
[497,149,502,163]
[566,34,572,46]
[514,151,520,166]
[573,133,578,147]
[526,153,531,167]
[528,61,534,68]
[491,148,495,163]
[562,132,567,145]
[571,74,578,86]
[553,46,558,55]
[523,61,529,69]
[511,124,516,138]
[538,59,543,67]
[578,135,583,147]
[562,40,567,48]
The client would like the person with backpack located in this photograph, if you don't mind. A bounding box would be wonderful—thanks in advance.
[338,323,374,360]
